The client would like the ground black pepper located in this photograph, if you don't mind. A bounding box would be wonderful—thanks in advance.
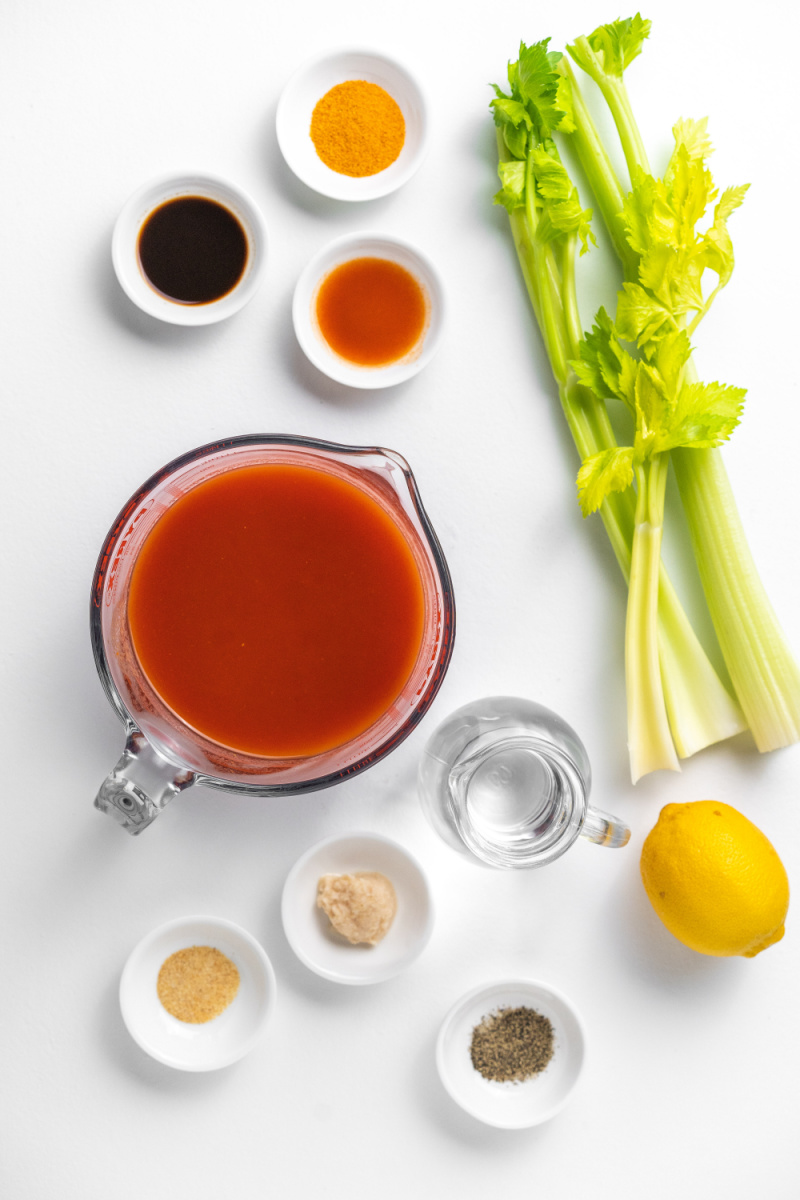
[470,1006,555,1083]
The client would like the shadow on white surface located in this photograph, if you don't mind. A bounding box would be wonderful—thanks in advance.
[274,280,427,414]
[608,848,750,995]
[263,877,429,1011]
[97,977,246,1092]
[93,230,232,349]
[257,96,400,222]
[411,1020,557,1151]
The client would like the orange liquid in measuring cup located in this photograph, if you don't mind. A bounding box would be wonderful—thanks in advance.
[127,464,426,758]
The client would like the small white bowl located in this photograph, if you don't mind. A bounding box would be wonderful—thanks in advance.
[276,49,428,201]
[112,171,268,325]
[119,915,276,1071]
[292,232,445,388]
[282,832,434,984]
[436,980,586,1128]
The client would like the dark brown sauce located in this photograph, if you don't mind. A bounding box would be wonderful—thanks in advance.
[137,196,249,305]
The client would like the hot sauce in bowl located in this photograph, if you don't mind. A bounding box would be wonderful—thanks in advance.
[315,257,428,367]
[292,234,445,389]
[127,463,426,758]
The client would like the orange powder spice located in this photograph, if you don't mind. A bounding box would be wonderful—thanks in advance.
[310,80,405,177]
[157,945,240,1023]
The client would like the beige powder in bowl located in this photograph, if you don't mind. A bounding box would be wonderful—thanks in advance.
[156,945,240,1023]
[316,872,397,945]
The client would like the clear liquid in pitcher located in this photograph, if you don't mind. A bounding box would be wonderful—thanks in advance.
[451,736,583,850]
[418,697,627,869]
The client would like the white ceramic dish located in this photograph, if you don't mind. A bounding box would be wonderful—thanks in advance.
[112,171,268,325]
[276,49,428,201]
[119,915,276,1070]
[292,232,445,388]
[436,979,586,1128]
[281,832,434,984]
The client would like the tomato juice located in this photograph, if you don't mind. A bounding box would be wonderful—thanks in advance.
[127,463,426,758]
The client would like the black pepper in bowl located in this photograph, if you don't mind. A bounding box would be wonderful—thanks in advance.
[470,1006,555,1083]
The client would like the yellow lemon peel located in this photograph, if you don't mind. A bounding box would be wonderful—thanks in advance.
[640,801,789,958]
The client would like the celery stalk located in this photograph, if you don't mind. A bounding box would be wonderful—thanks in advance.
[494,81,744,774]
[627,455,679,780]
[559,60,634,274]
[555,188,743,757]
[672,443,800,749]
[565,20,800,751]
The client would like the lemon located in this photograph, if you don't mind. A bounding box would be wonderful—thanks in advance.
[640,801,789,957]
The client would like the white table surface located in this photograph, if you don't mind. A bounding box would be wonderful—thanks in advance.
[2,1,798,1196]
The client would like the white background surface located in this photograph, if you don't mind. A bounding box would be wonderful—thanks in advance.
[2,1,798,1196]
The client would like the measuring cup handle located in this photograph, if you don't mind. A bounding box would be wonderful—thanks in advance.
[94,725,196,835]
[581,804,631,849]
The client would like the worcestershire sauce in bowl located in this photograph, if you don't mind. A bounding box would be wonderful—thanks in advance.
[137,196,249,304]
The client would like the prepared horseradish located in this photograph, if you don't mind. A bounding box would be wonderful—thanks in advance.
[127,463,425,758]
[315,257,428,367]
[137,196,248,304]
[317,872,397,945]
[157,946,240,1023]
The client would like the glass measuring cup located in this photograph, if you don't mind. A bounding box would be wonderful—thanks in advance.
[418,697,629,868]
[91,434,455,834]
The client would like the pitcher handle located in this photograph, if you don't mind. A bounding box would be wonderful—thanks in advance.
[94,725,196,835]
[581,804,631,849]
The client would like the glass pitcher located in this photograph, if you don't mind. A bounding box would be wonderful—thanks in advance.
[91,434,455,834]
[418,697,629,868]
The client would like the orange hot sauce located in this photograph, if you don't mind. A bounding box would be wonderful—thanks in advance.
[315,257,428,366]
[127,464,426,758]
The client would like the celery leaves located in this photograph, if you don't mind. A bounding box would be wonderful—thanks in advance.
[568,14,652,78]
[566,16,654,180]
[491,41,593,255]
[619,123,749,338]
[532,146,594,251]
[570,105,748,779]
[492,39,570,147]
[575,313,745,517]
[574,120,749,519]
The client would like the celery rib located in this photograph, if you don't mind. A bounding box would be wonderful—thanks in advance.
[562,50,800,753]
[559,60,636,276]
[672,446,800,749]
[501,147,744,762]
[627,455,680,780]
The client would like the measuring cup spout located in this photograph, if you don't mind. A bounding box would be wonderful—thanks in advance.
[94,726,196,835]
[581,804,631,848]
